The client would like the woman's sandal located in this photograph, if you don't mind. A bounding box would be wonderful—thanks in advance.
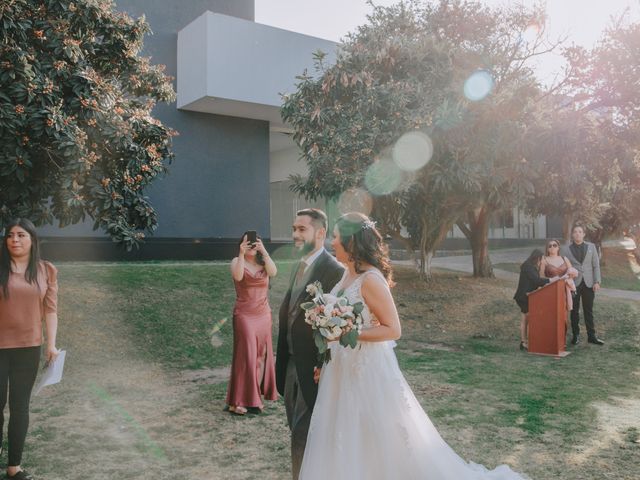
[229,405,248,415]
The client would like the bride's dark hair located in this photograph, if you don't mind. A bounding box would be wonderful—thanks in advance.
[335,212,394,287]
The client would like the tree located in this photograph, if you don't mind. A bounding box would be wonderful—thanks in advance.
[569,17,640,260]
[563,15,640,120]
[0,0,176,249]
[525,105,621,244]
[529,15,640,257]
[282,0,560,278]
[417,0,554,277]
[588,126,640,261]
[281,1,459,280]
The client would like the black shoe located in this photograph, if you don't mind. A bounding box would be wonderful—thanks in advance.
[571,334,580,345]
[519,341,527,351]
[7,470,34,480]
[588,337,605,345]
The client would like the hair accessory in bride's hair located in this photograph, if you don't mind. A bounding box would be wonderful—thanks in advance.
[361,219,377,231]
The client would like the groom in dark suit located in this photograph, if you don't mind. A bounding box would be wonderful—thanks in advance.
[276,208,344,480]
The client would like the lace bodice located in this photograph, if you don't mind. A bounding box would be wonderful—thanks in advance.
[330,268,387,328]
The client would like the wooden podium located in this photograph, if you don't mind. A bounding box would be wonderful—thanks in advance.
[527,280,570,357]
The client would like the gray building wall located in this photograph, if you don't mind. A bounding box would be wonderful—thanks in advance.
[41,0,272,258]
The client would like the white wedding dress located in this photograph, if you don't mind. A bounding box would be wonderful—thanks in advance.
[299,269,529,480]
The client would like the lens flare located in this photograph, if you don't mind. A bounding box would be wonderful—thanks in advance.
[521,23,541,44]
[364,160,403,196]
[269,243,298,261]
[337,188,373,215]
[210,317,227,347]
[464,70,494,102]
[392,131,433,172]
[211,317,227,334]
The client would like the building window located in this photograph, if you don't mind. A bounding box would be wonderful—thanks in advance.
[492,209,514,229]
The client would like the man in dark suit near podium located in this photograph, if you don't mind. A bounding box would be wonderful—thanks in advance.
[562,224,604,346]
[276,208,344,479]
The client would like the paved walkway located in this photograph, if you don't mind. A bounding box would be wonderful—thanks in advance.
[397,241,640,302]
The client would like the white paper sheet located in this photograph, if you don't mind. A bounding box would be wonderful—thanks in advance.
[33,350,66,396]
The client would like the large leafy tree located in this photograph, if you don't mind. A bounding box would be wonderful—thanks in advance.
[525,105,621,243]
[0,0,176,248]
[563,15,640,120]
[282,0,552,278]
[571,18,640,258]
[528,15,640,256]
[419,0,552,277]
[281,1,457,280]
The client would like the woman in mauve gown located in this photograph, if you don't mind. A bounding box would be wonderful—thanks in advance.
[226,232,278,415]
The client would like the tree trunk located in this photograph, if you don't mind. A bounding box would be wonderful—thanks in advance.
[470,211,493,278]
[589,228,605,265]
[418,217,432,281]
[458,207,494,278]
[562,213,574,243]
[418,249,433,282]
[417,212,456,282]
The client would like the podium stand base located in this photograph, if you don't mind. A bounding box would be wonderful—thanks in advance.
[527,350,572,358]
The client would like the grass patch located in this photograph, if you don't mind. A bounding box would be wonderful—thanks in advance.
[21,260,640,480]
[59,263,259,370]
[601,247,640,291]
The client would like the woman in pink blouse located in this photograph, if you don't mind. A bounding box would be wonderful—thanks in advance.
[0,219,59,480]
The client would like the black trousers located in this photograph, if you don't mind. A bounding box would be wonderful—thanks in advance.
[0,346,41,467]
[571,282,596,338]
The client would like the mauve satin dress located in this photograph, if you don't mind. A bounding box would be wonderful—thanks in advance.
[226,267,278,408]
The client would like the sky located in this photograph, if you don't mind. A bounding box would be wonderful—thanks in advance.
[255,0,640,84]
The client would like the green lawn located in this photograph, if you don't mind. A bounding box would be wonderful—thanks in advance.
[601,247,640,291]
[15,261,640,480]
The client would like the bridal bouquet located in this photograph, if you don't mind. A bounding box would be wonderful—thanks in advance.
[301,281,364,364]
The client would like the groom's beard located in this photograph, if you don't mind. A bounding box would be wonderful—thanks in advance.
[295,240,316,257]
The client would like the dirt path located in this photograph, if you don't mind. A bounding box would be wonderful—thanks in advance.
[27,279,290,480]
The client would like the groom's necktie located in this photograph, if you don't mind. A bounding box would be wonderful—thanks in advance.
[288,260,308,353]
[293,260,306,289]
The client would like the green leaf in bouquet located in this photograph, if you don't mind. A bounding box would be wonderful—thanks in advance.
[341,329,359,349]
[314,331,327,353]
[352,302,364,316]
[318,349,332,365]
[300,301,316,310]
[336,289,345,297]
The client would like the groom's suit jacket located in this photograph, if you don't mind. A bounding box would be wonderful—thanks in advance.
[276,249,344,409]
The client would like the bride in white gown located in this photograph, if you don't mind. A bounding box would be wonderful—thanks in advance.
[299,212,529,480]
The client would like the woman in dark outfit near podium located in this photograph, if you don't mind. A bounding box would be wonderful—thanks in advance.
[514,249,562,351]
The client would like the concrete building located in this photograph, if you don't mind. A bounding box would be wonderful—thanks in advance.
[40,0,555,260]
[41,0,334,259]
